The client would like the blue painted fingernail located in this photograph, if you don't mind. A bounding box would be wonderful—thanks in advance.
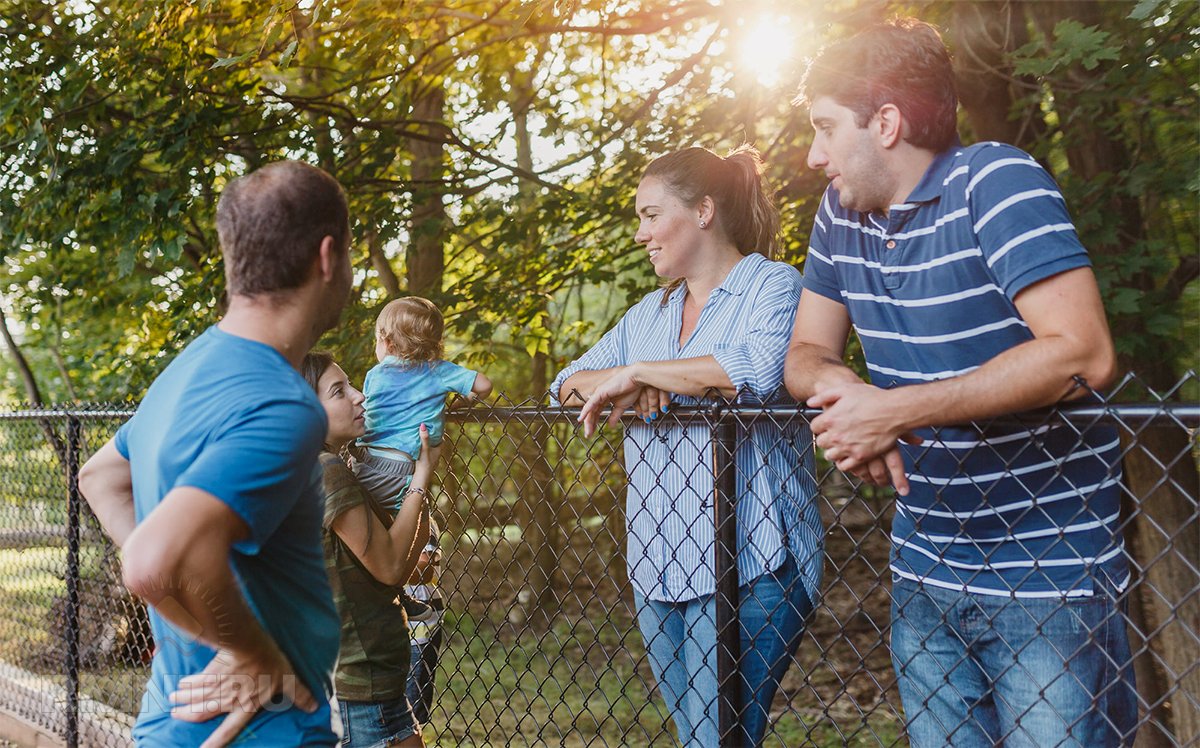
[650,412,658,421]
[660,405,669,413]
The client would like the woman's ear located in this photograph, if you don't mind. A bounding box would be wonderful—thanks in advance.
[697,195,716,228]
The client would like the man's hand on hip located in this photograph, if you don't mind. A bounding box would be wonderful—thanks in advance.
[170,639,318,748]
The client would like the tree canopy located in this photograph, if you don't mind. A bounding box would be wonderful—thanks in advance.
[0,0,1195,403]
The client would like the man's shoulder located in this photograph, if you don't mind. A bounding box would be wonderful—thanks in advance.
[136,328,322,438]
[953,141,1041,179]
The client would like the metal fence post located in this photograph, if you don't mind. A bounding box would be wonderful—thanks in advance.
[64,416,81,748]
[712,409,741,747]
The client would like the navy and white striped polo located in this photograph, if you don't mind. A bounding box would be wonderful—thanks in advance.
[803,141,1127,598]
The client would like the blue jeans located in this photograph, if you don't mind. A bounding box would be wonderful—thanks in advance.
[405,630,442,726]
[337,696,419,748]
[635,555,813,747]
[890,575,1137,747]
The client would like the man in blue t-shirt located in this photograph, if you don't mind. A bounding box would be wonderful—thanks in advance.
[785,19,1136,747]
[79,161,354,746]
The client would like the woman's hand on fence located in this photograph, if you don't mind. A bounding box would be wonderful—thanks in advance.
[578,366,643,437]
[636,385,672,421]
[168,639,317,748]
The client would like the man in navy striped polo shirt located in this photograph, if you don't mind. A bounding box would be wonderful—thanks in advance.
[784,19,1136,747]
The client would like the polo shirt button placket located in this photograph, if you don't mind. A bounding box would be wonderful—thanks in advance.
[883,237,902,289]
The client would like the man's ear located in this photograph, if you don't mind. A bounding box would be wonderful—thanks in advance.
[876,104,904,149]
[316,235,338,282]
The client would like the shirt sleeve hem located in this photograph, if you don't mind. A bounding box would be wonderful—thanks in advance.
[1004,254,1091,299]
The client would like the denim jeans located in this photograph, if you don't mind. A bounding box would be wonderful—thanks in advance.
[635,555,813,747]
[890,575,1137,747]
[337,696,419,748]
[405,630,442,726]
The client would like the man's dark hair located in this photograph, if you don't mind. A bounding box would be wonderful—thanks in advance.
[798,18,958,152]
[216,161,350,296]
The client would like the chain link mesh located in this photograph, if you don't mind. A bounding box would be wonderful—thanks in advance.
[0,374,1194,747]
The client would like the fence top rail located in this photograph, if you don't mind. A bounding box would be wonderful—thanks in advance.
[0,401,1195,427]
[443,402,1200,428]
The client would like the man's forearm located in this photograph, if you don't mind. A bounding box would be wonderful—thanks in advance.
[784,342,862,401]
[144,552,277,657]
[883,334,1109,433]
[121,489,277,657]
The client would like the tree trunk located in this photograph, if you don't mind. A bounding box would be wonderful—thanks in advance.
[366,226,401,298]
[513,351,559,630]
[406,83,447,297]
[1119,360,1200,747]
[0,304,45,405]
[0,304,68,465]
[951,0,1046,151]
[506,73,561,630]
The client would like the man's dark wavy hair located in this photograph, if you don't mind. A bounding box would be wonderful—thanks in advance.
[797,18,959,152]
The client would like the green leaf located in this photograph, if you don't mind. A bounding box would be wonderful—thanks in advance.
[1128,0,1161,21]
[210,52,251,69]
[279,40,298,69]
[117,247,137,277]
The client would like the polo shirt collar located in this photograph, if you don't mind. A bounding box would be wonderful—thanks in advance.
[903,138,962,205]
[668,251,765,305]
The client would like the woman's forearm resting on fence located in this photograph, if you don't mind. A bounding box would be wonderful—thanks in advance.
[562,357,736,406]
[627,357,735,398]
[557,367,625,405]
[574,357,736,437]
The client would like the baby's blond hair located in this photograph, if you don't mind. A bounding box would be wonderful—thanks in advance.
[376,297,444,362]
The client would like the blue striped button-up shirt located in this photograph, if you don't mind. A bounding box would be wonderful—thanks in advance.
[553,253,823,603]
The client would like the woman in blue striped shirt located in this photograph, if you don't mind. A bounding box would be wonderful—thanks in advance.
[552,146,823,747]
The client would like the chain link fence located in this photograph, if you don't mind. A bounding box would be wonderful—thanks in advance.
[0,373,1195,747]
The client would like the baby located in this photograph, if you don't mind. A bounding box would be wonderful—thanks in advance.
[353,296,492,510]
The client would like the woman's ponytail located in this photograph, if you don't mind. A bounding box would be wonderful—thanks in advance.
[641,144,780,258]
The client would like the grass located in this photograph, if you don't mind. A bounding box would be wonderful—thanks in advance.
[0,545,906,747]
[426,611,679,747]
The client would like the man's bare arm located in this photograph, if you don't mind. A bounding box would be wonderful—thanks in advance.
[783,291,858,401]
[122,488,316,745]
[79,439,137,547]
[812,267,1117,471]
[784,291,916,492]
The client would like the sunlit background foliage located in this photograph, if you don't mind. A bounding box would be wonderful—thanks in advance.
[0,0,1195,404]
